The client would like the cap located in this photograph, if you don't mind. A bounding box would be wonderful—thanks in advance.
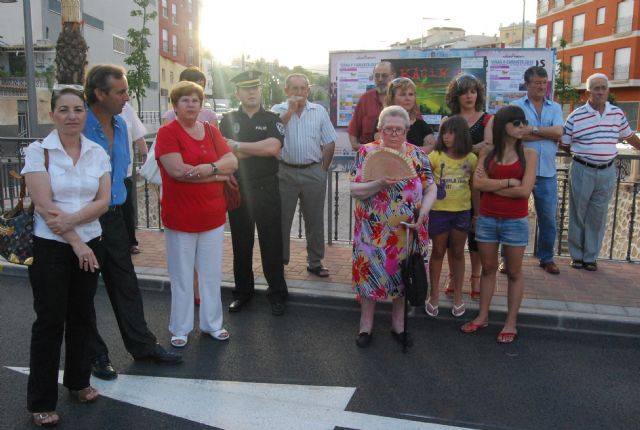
[230,70,262,88]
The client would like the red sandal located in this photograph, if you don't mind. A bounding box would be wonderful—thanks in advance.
[469,275,481,300]
[460,321,489,333]
[497,331,518,344]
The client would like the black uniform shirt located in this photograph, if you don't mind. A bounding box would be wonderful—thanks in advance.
[219,105,285,183]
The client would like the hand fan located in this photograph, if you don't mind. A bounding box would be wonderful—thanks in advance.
[362,147,417,181]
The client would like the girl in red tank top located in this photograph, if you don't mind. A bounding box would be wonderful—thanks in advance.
[460,106,538,344]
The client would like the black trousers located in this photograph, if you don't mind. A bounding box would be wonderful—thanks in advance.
[87,207,157,359]
[123,177,138,247]
[229,175,288,302]
[27,237,101,412]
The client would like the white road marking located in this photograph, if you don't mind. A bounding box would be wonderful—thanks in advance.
[7,367,473,430]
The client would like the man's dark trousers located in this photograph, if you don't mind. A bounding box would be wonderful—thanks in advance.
[88,206,157,359]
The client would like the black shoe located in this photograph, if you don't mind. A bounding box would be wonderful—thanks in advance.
[391,330,414,348]
[229,299,249,313]
[91,355,117,380]
[583,261,597,271]
[570,259,584,269]
[134,344,183,364]
[271,301,286,316]
[356,332,372,348]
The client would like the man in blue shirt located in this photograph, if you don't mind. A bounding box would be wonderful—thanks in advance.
[83,64,182,380]
[511,66,564,274]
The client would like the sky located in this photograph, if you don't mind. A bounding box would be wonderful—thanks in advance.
[201,0,537,70]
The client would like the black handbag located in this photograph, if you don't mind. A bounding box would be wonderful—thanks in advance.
[401,224,428,307]
[0,148,48,266]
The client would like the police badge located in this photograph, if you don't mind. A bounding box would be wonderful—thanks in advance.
[233,122,240,135]
[276,122,285,136]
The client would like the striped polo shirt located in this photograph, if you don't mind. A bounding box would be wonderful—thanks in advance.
[271,101,337,165]
[562,101,634,164]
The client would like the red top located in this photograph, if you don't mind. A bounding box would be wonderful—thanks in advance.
[479,159,528,219]
[155,121,230,232]
[348,89,383,145]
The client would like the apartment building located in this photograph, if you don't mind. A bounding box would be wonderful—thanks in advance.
[536,0,639,128]
[158,0,200,112]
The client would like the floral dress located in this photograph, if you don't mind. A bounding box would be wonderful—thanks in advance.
[350,142,434,300]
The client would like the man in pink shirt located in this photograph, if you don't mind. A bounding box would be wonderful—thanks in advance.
[348,61,395,150]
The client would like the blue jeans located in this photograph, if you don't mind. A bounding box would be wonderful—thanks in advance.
[532,175,558,264]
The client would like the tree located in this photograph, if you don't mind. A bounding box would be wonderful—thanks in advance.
[554,38,580,108]
[125,0,157,115]
[55,0,88,85]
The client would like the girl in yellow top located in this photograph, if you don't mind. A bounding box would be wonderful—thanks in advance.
[426,116,479,318]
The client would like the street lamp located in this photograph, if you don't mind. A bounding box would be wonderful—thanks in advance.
[521,0,526,48]
[421,17,451,49]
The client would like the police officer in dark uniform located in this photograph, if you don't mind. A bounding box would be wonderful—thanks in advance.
[219,70,289,316]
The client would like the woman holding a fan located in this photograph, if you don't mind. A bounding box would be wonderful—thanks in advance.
[350,106,436,348]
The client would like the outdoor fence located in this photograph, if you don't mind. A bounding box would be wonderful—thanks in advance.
[2,136,639,263]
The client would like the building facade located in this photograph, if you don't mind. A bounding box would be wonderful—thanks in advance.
[536,0,639,128]
[158,0,200,112]
[500,21,536,48]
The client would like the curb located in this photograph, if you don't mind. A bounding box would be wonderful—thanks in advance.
[3,261,639,338]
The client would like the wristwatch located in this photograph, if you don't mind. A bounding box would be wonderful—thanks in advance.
[210,162,219,175]
[232,141,240,153]
[532,126,540,134]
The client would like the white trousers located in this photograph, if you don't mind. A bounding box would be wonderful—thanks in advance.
[165,226,224,336]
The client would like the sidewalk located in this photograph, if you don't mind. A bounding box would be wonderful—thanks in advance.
[128,230,640,331]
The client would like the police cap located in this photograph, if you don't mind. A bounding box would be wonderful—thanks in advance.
[230,70,262,88]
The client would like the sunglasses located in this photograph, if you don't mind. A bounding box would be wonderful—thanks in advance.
[381,127,406,136]
[53,84,84,91]
[510,119,529,127]
[455,73,478,83]
[390,77,413,85]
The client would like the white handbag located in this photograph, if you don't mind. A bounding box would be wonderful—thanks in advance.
[139,140,162,185]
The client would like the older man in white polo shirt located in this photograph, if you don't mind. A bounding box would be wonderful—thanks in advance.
[562,73,640,271]
[272,73,337,277]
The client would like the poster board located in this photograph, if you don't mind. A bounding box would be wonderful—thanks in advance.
[329,48,555,128]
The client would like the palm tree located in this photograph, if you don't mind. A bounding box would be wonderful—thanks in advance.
[55,0,88,85]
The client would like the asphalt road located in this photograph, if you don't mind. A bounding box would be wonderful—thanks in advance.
[1,275,639,430]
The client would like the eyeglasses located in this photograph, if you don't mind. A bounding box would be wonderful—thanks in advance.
[381,127,406,136]
[510,119,529,127]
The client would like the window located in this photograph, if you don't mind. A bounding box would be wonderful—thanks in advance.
[596,7,605,25]
[172,34,178,56]
[555,0,564,7]
[172,3,177,25]
[537,25,547,48]
[188,0,192,12]
[161,68,166,82]
[538,0,549,15]
[572,14,585,43]
[617,102,639,131]
[616,0,634,34]
[188,21,193,39]
[594,52,603,69]
[614,47,631,80]
[552,20,563,47]
[570,55,582,86]
[169,71,174,84]
[112,35,126,54]
[162,0,168,18]
[162,29,168,52]
[188,47,194,65]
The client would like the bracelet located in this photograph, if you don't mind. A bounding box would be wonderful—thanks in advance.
[507,178,511,188]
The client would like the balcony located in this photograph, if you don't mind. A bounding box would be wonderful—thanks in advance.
[538,0,549,15]
[553,0,564,8]
[572,27,584,44]
[570,70,582,86]
[616,16,632,34]
[614,64,630,81]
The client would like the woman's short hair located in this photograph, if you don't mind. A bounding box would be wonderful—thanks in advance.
[50,86,85,111]
[179,66,206,85]
[445,74,486,114]
[384,77,417,107]
[378,105,410,130]
[170,81,204,107]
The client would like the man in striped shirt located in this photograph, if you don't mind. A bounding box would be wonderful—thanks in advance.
[272,74,337,278]
[562,73,640,271]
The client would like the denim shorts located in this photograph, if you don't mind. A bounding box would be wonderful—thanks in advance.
[475,215,529,247]
[428,210,472,236]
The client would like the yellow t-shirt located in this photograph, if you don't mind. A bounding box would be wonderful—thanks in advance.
[428,151,477,212]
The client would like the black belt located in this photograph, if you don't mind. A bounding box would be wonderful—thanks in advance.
[107,205,122,212]
[572,156,615,170]
[280,161,319,169]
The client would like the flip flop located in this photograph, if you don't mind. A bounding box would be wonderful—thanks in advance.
[170,335,188,348]
[452,302,466,317]
[496,331,518,344]
[460,321,489,333]
[307,266,330,277]
[32,411,59,427]
[425,299,439,317]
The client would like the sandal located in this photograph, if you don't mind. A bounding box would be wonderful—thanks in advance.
[460,321,489,333]
[69,386,99,403]
[469,275,480,300]
[170,335,188,348]
[32,411,59,427]
[130,245,141,254]
[452,302,466,317]
[497,331,518,344]
[208,328,230,341]
[306,266,330,277]
[424,299,439,317]
[443,273,453,296]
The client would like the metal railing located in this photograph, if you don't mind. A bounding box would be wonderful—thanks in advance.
[572,28,584,43]
[2,137,640,263]
[570,71,582,86]
[613,65,630,81]
[137,111,162,125]
[616,16,632,34]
